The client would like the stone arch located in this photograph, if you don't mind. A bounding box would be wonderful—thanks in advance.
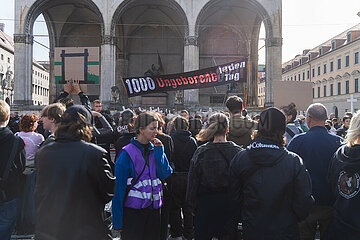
[111,0,189,107]
[195,0,276,107]
[332,106,339,118]
[24,0,105,37]
[195,0,273,39]
[111,0,189,38]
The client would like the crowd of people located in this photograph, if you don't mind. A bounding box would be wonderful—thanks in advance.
[0,83,359,240]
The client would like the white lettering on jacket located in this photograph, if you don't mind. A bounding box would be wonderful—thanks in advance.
[247,142,280,150]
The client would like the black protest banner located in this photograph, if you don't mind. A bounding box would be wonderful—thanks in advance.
[122,58,248,97]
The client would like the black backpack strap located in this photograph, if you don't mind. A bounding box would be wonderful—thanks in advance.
[286,127,296,138]
[123,148,148,203]
[0,137,19,181]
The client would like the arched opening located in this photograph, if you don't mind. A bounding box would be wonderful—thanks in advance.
[112,0,188,107]
[24,0,104,102]
[196,0,272,107]
[332,106,339,119]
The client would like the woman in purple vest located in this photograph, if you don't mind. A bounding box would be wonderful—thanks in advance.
[112,111,173,240]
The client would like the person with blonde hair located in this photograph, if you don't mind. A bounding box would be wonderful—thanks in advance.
[325,110,360,239]
[186,112,242,239]
[0,100,26,240]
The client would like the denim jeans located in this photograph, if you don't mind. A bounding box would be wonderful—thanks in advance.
[0,198,20,240]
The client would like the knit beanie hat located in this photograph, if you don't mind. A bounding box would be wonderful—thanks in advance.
[258,107,286,133]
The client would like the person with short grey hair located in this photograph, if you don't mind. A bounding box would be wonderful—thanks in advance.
[306,103,328,122]
[288,103,343,240]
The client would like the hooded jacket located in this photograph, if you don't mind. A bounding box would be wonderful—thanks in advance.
[229,138,313,240]
[228,115,257,148]
[327,144,360,237]
[0,127,26,202]
[170,130,197,172]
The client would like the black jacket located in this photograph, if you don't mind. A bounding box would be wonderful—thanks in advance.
[186,141,242,211]
[336,126,348,138]
[170,130,197,172]
[327,145,360,238]
[114,132,136,160]
[229,138,313,240]
[34,134,115,240]
[157,133,174,164]
[0,127,26,202]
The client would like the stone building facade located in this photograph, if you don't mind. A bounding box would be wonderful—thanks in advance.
[0,23,49,106]
[282,23,360,118]
[13,0,282,110]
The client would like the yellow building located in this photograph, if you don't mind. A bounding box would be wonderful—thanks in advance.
[282,24,360,118]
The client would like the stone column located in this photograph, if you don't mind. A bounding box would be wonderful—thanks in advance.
[100,35,116,105]
[13,34,33,106]
[265,37,282,107]
[48,49,56,103]
[116,57,129,105]
[183,36,199,107]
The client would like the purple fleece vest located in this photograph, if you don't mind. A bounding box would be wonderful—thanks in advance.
[123,143,163,209]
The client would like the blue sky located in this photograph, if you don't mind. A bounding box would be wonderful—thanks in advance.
[1,0,359,64]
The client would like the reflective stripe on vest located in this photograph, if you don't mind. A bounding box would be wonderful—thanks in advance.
[123,143,163,209]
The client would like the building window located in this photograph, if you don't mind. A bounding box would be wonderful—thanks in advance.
[302,72,305,80]
[338,82,341,95]
[317,66,321,76]
[355,52,359,65]
[312,68,315,78]
[332,41,336,50]
[355,78,359,93]
[330,61,334,72]
[346,80,350,94]
[317,87,321,98]
[330,84,334,96]
[291,76,293,81]
[323,85,327,97]
[345,55,350,67]
[323,64,327,74]
[294,75,296,81]
[307,70,310,79]
[0,54,3,60]
[7,57,10,63]
[298,74,301,81]
[347,32,352,43]
[313,88,314,98]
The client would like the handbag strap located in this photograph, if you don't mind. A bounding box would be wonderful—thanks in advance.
[123,147,149,203]
[0,137,20,181]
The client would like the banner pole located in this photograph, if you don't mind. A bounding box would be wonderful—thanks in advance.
[245,55,250,109]
[120,76,136,113]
